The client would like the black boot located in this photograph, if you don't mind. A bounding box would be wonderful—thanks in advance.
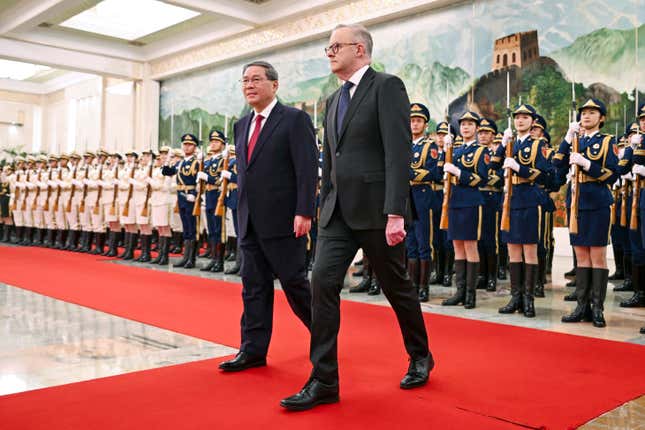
[442,260,466,305]
[198,235,210,258]
[169,231,182,254]
[150,236,167,264]
[408,258,420,296]
[429,247,444,285]
[2,225,12,242]
[156,236,170,265]
[497,243,508,280]
[476,249,487,290]
[225,237,237,262]
[418,259,429,302]
[464,261,479,309]
[82,231,94,253]
[175,240,196,268]
[535,253,546,298]
[367,276,381,295]
[23,227,34,246]
[64,229,75,250]
[590,268,609,328]
[211,243,225,273]
[52,229,63,249]
[608,245,625,280]
[564,251,577,277]
[32,228,42,246]
[200,240,218,271]
[546,244,554,275]
[620,264,645,307]
[486,250,497,292]
[121,233,136,260]
[350,257,371,293]
[523,264,538,318]
[442,249,455,287]
[74,231,87,252]
[43,229,53,247]
[499,262,523,314]
[118,233,130,258]
[562,267,593,323]
[614,257,633,291]
[103,231,116,257]
[135,235,152,262]
[185,240,198,269]
[225,246,241,275]
[90,233,105,255]
[11,226,22,244]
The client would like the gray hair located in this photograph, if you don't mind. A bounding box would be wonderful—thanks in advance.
[242,60,279,80]
[333,23,373,57]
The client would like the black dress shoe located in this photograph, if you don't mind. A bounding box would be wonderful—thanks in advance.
[400,354,433,389]
[280,378,339,411]
[218,352,266,372]
[349,277,371,293]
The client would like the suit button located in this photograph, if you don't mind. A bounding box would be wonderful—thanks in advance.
[335,151,340,157]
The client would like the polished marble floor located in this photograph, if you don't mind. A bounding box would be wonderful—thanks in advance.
[2,244,644,429]
[0,284,237,396]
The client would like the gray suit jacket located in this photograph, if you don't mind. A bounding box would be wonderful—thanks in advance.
[319,66,412,230]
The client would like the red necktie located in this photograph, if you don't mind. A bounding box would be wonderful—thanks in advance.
[247,114,264,162]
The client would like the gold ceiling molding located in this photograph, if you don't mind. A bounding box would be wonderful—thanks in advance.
[149,0,451,80]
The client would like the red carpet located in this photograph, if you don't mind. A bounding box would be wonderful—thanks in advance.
[0,245,644,429]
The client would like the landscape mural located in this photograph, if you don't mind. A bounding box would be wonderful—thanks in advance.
[159,0,645,226]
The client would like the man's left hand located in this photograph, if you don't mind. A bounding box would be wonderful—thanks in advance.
[386,214,406,246]
[293,215,312,238]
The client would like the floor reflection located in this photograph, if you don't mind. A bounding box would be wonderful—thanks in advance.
[0,284,237,395]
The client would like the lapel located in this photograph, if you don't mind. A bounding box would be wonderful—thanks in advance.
[337,67,376,148]
[237,114,253,171]
[327,89,341,151]
[248,102,284,168]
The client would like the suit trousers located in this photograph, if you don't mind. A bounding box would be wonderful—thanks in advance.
[310,207,430,383]
[239,221,312,356]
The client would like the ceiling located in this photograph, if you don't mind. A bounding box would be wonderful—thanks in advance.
[0,0,346,92]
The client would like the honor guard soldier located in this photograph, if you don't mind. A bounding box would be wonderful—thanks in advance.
[132,149,155,262]
[609,132,631,284]
[493,133,509,280]
[100,152,122,256]
[149,146,173,265]
[32,154,48,246]
[196,129,227,273]
[20,155,37,245]
[441,111,488,309]
[62,153,82,250]
[624,105,645,314]
[0,164,12,242]
[52,154,70,249]
[433,122,455,286]
[476,118,502,292]
[87,150,108,255]
[162,133,201,268]
[224,145,241,275]
[10,156,26,243]
[406,103,442,302]
[553,98,618,327]
[493,104,553,318]
[75,151,95,252]
[119,150,139,260]
[168,148,184,254]
[41,154,59,247]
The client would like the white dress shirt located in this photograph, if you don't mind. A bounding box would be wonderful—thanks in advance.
[344,64,370,99]
[247,97,278,144]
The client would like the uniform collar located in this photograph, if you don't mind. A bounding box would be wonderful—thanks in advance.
[413,136,425,145]
[517,133,530,143]
[464,139,476,147]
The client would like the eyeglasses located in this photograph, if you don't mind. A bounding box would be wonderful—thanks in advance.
[239,77,271,87]
[324,42,359,55]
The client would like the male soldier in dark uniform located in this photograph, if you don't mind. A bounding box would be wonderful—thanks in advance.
[476,118,503,292]
[162,133,201,269]
[407,103,442,302]
[609,132,629,283]
[630,103,645,333]
[223,145,241,275]
[197,130,226,272]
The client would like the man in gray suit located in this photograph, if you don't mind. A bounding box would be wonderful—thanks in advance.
[281,24,432,411]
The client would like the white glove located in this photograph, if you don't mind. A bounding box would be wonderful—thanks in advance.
[145,177,154,185]
[47,180,56,187]
[443,133,453,148]
[565,122,580,143]
[318,167,323,177]
[630,134,642,149]
[443,162,461,177]
[570,152,591,171]
[632,164,645,177]
[622,173,634,181]
[501,128,513,147]
[113,179,120,186]
[221,147,229,158]
[26,183,36,190]
[128,178,138,186]
[566,169,573,182]
[220,170,232,180]
[56,180,65,187]
[16,183,25,189]
[185,194,196,202]
[72,180,82,187]
[196,171,208,182]
[503,157,520,172]
[619,148,626,159]
[36,181,46,188]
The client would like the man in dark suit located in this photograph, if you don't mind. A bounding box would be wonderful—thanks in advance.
[218,61,318,372]
[280,24,432,411]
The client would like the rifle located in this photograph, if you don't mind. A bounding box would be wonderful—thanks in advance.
[569,130,581,234]
[193,147,206,217]
[620,181,628,227]
[53,168,62,212]
[78,163,89,213]
[215,147,231,217]
[439,123,453,230]
[66,165,78,213]
[110,164,119,216]
[631,133,642,231]
[32,169,41,210]
[122,160,137,217]
[21,170,30,211]
[11,172,20,211]
[93,162,104,215]
[500,71,513,232]
[141,155,155,217]
[43,168,53,211]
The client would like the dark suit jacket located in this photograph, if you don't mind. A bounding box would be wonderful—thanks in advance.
[319,66,412,230]
[234,101,318,240]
